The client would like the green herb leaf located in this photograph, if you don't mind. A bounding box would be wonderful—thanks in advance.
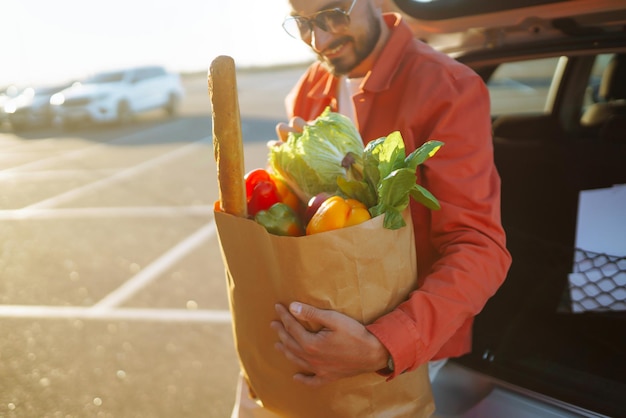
[370,168,417,228]
[365,134,444,229]
[372,131,406,179]
[405,140,444,170]
[382,208,406,229]
[337,176,377,209]
[409,184,441,210]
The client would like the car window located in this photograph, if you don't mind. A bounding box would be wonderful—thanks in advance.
[85,71,125,84]
[151,67,166,77]
[487,57,562,116]
[133,67,164,82]
[582,53,615,109]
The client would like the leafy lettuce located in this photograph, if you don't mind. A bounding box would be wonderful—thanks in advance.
[268,107,364,202]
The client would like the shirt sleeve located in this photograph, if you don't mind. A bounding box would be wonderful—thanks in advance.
[366,73,512,378]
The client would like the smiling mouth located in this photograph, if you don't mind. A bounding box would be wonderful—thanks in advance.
[323,38,351,58]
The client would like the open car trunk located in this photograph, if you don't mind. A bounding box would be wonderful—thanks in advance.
[389,1,626,416]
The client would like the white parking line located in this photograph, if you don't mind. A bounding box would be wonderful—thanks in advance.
[0,123,228,325]
[0,305,231,323]
[0,220,228,323]
[0,169,118,181]
[24,138,210,210]
[91,221,218,311]
[0,205,214,220]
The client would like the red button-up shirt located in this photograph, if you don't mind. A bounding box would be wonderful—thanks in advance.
[285,14,512,378]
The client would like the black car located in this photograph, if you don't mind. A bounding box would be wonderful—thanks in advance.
[389,0,626,416]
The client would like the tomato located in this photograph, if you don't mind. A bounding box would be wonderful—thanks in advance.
[247,180,279,216]
[245,168,272,198]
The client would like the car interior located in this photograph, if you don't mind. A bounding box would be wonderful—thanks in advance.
[580,53,626,142]
[452,49,626,416]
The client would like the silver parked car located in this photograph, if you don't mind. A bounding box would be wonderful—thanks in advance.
[3,83,72,131]
[0,85,21,128]
[50,65,184,129]
[387,0,626,417]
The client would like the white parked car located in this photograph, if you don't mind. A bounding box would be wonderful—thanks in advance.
[50,65,184,128]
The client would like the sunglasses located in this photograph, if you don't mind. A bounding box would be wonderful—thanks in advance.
[282,0,357,41]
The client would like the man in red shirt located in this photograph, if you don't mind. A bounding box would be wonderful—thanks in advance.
[232,0,511,415]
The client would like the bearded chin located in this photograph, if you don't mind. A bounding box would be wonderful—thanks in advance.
[316,38,354,76]
[321,56,351,76]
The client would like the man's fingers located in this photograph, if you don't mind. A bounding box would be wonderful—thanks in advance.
[271,315,316,375]
[289,302,335,329]
[275,122,291,141]
[270,319,304,354]
[275,303,315,343]
[290,116,306,131]
[275,117,307,141]
[274,341,312,371]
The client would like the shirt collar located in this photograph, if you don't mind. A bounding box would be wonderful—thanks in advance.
[364,13,414,93]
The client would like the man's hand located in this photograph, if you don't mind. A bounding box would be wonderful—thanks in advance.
[271,302,389,387]
[275,116,307,142]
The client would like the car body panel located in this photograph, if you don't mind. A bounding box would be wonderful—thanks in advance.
[432,362,604,418]
[392,0,626,56]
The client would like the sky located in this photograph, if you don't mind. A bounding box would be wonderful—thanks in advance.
[1,0,316,88]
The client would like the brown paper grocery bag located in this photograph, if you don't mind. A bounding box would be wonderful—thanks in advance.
[215,209,434,418]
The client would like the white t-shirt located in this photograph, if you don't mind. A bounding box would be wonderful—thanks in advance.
[337,76,364,124]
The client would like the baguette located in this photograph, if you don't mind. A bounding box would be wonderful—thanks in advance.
[208,56,247,218]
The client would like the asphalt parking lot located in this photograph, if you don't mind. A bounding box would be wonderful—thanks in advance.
[0,65,306,418]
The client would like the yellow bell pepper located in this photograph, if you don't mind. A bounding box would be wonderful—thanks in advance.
[306,196,371,235]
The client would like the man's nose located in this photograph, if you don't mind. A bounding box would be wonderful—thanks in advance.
[310,26,334,54]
